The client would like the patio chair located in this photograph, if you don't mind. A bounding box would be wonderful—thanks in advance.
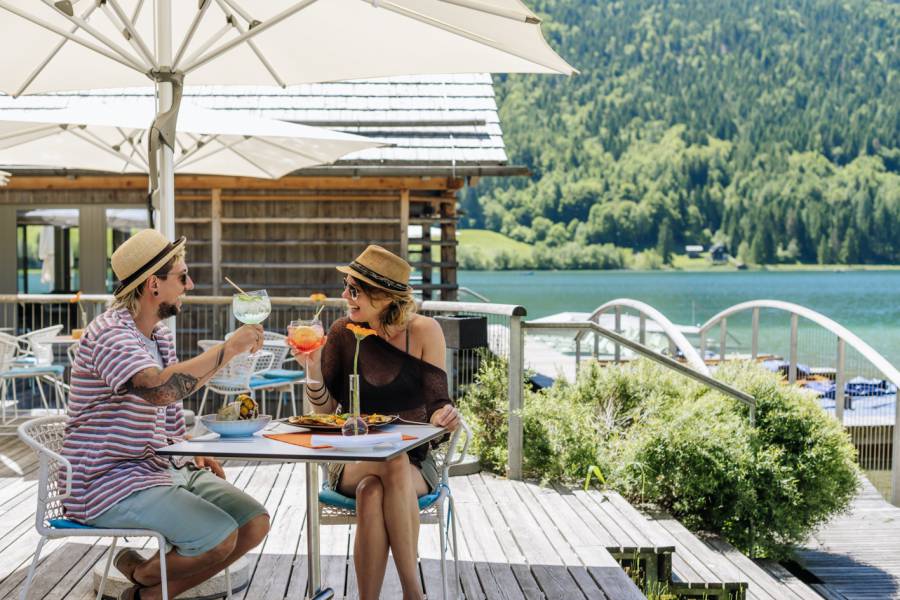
[0,328,66,424]
[224,330,304,418]
[194,342,275,417]
[318,419,471,600]
[17,415,233,600]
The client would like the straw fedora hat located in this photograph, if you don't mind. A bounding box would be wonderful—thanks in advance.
[336,245,412,294]
[112,229,186,298]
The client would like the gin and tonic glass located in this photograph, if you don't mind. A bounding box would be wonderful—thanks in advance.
[287,318,325,385]
[232,290,271,325]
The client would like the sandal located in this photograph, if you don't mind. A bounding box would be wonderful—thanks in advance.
[117,584,142,600]
[113,548,145,586]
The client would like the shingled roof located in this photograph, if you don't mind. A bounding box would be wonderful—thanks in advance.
[0,74,524,177]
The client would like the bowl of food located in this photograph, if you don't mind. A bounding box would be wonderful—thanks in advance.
[200,414,271,438]
[200,394,270,438]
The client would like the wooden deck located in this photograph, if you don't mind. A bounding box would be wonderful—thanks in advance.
[0,434,641,599]
[798,476,900,599]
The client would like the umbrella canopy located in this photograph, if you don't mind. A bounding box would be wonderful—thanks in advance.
[0,100,385,179]
[0,1,575,95]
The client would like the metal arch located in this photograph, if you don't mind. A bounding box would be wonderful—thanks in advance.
[698,299,900,387]
[575,298,710,375]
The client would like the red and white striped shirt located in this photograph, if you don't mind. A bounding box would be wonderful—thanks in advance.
[61,307,186,522]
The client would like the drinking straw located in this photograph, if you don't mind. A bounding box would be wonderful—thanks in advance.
[224,277,247,295]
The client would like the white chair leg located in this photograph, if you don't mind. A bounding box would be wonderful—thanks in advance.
[158,535,169,600]
[290,386,297,417]
[438,501,448,600]
[449,496,461,599]
[225,566,232,599]
[96,538,118,600]
[19,535,48,600]
[35,378,49,412]
[275,390,282,420]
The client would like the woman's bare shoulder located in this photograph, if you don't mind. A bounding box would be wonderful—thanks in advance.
[410,314,445,345]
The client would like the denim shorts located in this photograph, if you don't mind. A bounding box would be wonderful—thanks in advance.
[86,465,268,557]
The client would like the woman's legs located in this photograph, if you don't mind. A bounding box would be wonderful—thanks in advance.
[340,454,429,600]
[353,476,390,599]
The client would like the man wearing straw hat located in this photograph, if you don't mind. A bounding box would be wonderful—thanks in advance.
[60,229,270,600]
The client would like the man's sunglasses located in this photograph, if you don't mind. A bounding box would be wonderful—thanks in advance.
[343,277,362,301]
[159,271,190,286]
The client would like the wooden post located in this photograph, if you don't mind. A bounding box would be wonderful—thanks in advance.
[0,206,17,295]
[719,318,728,362]
[399,189,409,260]
[508,314,524,480]
[211,189,222,296]
[440,194,457,301]
[835,338,846,424]
[751,308,760,360]
[78,206,108,294]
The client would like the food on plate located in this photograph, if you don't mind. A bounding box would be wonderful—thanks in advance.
[288,413,347,427]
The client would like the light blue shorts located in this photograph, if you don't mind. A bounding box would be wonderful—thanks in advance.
[86,465,268,557]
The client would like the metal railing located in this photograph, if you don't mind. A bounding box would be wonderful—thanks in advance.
[699,300,900,504]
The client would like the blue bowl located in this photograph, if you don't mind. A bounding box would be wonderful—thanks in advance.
[200,414,271,438]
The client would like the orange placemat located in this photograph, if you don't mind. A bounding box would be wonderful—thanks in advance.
[264,432,416,449]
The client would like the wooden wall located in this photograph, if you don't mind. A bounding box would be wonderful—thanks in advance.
[0,175,460,299]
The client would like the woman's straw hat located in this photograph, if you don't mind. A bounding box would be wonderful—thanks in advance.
[111,229,186,298]
[336,245,412,294]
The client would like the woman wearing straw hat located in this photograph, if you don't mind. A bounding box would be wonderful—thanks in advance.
[61,229,271,600]
[297,245,460,600]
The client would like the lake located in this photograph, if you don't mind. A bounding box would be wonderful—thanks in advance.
[457,270,900,368]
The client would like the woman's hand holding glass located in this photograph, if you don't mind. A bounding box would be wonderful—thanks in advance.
[288,319,326,386]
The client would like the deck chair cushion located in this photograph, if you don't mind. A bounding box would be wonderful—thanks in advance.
[319,487,441,511]
[260,369,304,380]
[48,518,95,530]
[2,364,65,377]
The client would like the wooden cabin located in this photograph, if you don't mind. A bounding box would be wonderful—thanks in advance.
[0,75,525,299]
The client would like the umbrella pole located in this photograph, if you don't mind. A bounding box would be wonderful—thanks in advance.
[156,0,177,336]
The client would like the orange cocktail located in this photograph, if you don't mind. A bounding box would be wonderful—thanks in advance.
[288,319,325,385]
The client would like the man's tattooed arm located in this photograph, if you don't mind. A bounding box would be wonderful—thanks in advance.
[126,370,200,406]
[125,343,230,406]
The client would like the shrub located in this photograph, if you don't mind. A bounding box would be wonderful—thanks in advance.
[460,357,860,558]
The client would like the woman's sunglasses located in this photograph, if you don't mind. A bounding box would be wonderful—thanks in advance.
[343,277,362,301]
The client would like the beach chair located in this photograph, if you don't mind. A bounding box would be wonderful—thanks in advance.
[224,330,304,418]
[318,419,471,600]
[194,342,275,416]
[0,327,66,424]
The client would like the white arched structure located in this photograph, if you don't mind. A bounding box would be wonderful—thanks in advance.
[575,298,709,375]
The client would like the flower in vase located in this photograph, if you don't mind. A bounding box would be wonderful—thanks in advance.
[69,291,88,329]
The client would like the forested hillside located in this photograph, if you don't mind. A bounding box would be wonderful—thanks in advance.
[461,0,900,268]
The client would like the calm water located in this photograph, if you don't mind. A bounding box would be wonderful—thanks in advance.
[458,270,900,367]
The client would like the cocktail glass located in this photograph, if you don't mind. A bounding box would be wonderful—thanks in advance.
[287,318,326,385]
[232,290,271,324]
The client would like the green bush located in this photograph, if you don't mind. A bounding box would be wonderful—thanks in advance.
[460,358,860,558]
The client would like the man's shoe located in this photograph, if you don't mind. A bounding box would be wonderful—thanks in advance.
[113,548,145,586]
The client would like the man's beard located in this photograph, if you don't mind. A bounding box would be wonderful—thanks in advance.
[157,302,180,319]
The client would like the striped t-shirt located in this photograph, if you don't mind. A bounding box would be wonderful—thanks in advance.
[61,307,187,522]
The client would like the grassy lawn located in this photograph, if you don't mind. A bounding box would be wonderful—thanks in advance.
[457,229,534,261]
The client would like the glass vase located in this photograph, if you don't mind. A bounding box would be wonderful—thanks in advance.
[341,374,368,436]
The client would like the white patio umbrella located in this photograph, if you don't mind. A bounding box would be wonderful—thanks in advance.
[0,0,575,241]
[0,100,384,181]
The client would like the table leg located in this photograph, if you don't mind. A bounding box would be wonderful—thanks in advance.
[306,462,333,600]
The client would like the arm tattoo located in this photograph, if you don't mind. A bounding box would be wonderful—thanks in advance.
[127,372,200,406]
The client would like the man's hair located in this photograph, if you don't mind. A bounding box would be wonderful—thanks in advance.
[112,247,187,316]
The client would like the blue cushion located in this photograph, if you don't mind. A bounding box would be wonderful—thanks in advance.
[262,369,305,380]
[49,518,94,530]
[249,376,295,389]
[1,364,65,377]
[319,487,441,511]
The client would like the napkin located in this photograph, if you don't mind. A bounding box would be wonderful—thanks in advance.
[264,432,415,449]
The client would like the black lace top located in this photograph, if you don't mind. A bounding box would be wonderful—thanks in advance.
[321,317,452,463]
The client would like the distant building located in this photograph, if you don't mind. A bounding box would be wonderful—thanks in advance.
[709,243,728,263]
[685,244,704,258]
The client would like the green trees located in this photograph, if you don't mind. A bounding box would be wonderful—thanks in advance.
[465,0,900,266]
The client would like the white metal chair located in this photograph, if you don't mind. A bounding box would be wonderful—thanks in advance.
[194,341,275,416]
[17,415,232,600]
[224,330,303,418]
[319,419,471,600]
[0,328,66,424]
[18,415,171,600]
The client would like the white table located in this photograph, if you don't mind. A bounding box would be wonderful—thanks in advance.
[158,422,445,600]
